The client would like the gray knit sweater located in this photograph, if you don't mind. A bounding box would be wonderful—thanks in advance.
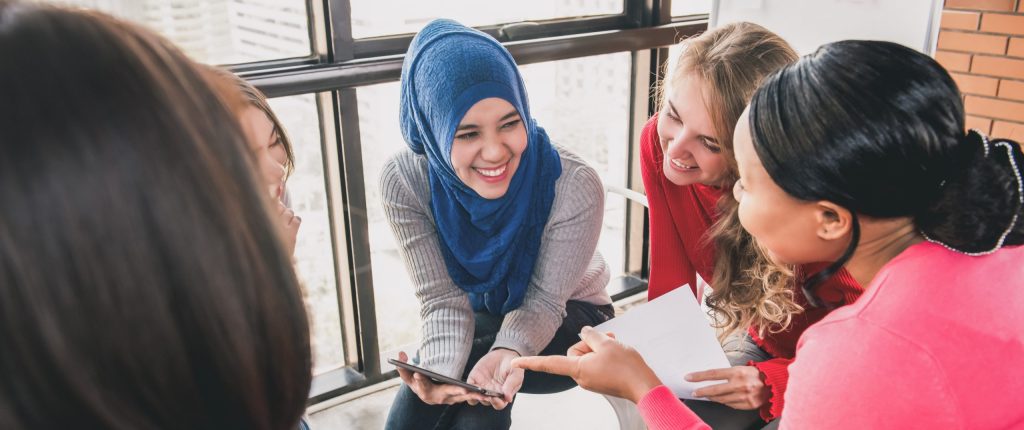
[379,147,612,378]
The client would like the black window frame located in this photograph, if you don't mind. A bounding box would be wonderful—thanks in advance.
[224,0,710,405]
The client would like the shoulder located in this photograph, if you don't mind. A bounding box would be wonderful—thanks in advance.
[787,317,957,428]
[380,149,427,180]
[553,146,604,202]
[379,149,430,204]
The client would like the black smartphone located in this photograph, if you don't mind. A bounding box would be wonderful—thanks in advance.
[387,358,503,398]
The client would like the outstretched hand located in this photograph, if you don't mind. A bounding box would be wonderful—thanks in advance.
[511,327,662,403]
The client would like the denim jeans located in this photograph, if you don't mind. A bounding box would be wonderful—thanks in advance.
[683,332,774,430]
[384,300,615,430]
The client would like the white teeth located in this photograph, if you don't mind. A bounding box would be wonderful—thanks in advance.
[671,159,697,170]
[476,164,508,177]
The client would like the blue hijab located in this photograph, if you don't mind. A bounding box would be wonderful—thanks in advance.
[399,19,562,315]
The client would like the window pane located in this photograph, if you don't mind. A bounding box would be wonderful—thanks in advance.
[350,0,624,39]
[358,52,632,362]
[672,0,712,17]
[356,82,421,361]
[36,0,311,65]
[268,94,346,376]
[520,53,632,278]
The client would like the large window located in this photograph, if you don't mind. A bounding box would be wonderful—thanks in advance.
[358,52,633,366]
[37,0,710,405]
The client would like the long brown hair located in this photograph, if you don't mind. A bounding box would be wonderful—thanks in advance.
[0,3,311,429]
[662,22,801,339]
[207,67,296,178]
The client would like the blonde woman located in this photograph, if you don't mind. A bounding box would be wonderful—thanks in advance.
[637,23,862,427]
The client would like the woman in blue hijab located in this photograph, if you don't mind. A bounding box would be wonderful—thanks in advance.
[381,19,615,429]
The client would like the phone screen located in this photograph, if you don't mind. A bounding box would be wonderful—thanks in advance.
[387,358,503,397]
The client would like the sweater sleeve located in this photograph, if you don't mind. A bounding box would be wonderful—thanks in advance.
[639,115,697,300]
[379,154,474,378]
[749,358,791,421]
[491,163,608,356]
[637,386,712,430]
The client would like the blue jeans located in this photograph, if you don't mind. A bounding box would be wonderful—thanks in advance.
[384,300,614,430]
[683,332,774,430]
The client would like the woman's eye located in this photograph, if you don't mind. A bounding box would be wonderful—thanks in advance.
[702,137,721,154]
[455,131,479,141]
[501,119,521,130]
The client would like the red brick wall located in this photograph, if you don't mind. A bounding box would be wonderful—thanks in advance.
[938,0,1024,141]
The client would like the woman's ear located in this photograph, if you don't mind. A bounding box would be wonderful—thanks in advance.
[814,201,853,242]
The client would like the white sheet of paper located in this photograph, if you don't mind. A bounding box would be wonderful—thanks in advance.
[595,285,730,400]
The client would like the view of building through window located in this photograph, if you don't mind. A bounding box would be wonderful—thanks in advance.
[349,0,624,39]
[39,0,311,65]
[33,0,708,378]
[673,0,712,17]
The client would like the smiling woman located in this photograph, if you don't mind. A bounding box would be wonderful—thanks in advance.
[378,19,616,430]
[449,98,527,199]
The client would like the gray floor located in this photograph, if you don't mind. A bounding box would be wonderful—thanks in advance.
[308,383,623,430]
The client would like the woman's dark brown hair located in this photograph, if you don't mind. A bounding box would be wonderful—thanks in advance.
[0,2,311,429]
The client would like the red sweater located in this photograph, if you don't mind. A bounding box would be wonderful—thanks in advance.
[638,242,1024,429]
[639,115,863,420]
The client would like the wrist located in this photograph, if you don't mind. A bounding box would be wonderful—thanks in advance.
[492,347,521,357]
[628,370,663,404]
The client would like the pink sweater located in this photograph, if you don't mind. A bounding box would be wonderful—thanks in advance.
[637,242,1024,429]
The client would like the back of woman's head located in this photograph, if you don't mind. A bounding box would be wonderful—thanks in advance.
[750,40,1023,293]
[0,3,311,429]
[669,23,803,338]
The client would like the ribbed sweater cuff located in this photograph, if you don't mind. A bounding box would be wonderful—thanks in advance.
[750,359,790,421]
[490,336,532,357]
[636,385,710,430]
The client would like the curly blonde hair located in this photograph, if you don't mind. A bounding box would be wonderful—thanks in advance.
[663,22,803,340]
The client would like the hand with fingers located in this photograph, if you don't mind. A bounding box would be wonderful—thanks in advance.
[393,352,491,406]
[686,366,769,410]
[466,348,524,410]
[276,201,301,256]
[511,326,663,403]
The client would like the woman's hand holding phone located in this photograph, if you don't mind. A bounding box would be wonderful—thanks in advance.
[393,351,493,406]
[466,348,524,410]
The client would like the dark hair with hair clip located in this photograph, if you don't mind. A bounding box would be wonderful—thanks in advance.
[748,40,1024,306]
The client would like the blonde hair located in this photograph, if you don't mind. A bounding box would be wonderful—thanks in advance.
[661,22,802,340]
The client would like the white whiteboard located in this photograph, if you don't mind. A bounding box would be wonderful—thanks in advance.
[710,0,944,56]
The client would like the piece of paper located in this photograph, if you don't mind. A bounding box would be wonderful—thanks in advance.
[595,285,730,400]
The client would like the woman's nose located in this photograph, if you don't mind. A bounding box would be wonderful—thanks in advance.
[480,136,510,162]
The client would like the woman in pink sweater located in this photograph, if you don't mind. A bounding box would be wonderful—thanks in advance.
[514,40,1024,429]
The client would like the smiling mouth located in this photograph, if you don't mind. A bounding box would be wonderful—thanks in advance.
[474,163,508,177]
[670,159,698,170]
